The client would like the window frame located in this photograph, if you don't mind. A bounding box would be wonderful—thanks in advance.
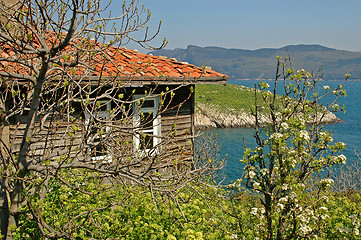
[85,100,112,163]
[132,95,161,155]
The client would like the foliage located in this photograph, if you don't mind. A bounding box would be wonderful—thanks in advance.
[225,189,361,240]
[227,56,353,239]
[13,169,361,240]
[325,192,361,238]
[11,170,236,240]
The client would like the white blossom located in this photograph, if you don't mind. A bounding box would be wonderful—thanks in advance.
[279,196,288,203]
[275,112,282,118]
[320,178,334,187]
[230,234,238,239]
[323,85,330,90]
[351,214,360,235]
[321,214,329,220]
[260,168,268,176]
[319,206,328,211]
[289,157,297,167]
[299,130,310,141]
[250,207,258,215]
[281,122,289,130]
[299,215,308,223]
[337,154,347,164]
[277,203,285,211]
[332,154,347,164]
[270,132,283,141]
[259,207,265,214]
[338,227,351,233]
[351,214,360,227]
[305,80,312,86]
[248,170,256,179]
[332,103,339,110]
[319,131,333,142]
[298,183,305,189]
[289,192,297,199]
[253,182,260,189]
[299,225,312,235]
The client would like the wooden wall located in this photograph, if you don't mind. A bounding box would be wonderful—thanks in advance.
[4,84,195,174]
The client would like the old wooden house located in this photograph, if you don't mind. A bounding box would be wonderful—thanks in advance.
[1,41,228,174]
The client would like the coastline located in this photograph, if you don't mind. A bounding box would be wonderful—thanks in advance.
[194,103,342,130]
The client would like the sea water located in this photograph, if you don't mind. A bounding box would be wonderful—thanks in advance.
[199,79,361,184]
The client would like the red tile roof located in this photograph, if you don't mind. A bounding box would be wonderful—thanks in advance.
[1,36,229,85]
[100,47,228,80]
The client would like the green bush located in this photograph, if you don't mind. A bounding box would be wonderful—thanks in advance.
[13,170,237,240]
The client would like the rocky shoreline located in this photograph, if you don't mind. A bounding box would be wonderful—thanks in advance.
[195,103,342,130]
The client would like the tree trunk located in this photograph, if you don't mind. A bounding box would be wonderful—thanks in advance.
[265,193,273,240]
[6,188,21,240]
[0,181,9,240]
[5,58,48,240]
[0,110,9,239]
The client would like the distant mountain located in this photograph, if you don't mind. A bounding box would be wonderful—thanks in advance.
[149,45,361,80]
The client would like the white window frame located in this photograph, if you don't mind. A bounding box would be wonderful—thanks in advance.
[133,95,161,155]
[85,100,112,163]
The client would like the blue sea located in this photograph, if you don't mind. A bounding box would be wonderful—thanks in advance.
[199,79,361,184]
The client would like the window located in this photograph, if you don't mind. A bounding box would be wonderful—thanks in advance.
[85,100,112,162]
[133,95,161,155]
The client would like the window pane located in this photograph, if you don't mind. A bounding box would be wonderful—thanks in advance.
[98,103,108,112]
[140,99,155,108]
[140,133,153,150]
[90,138,108,158]
[140,112,153,129]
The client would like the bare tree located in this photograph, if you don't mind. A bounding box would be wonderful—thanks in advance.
[329,151,361,194]
[0,0,225,239]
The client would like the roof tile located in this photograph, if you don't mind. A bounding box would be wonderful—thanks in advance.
[1,35,229,83]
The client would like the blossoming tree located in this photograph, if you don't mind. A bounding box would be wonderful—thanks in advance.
[230,56,348,239]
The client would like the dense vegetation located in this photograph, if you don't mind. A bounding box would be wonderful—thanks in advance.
[13,177,361,239]
[150,44,361,80]
[13,172,234,240]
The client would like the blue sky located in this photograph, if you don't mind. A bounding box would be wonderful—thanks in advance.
[116,0,361,52]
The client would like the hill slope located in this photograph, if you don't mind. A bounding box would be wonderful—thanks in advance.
[194,84,340,129]
[150,45,361,80]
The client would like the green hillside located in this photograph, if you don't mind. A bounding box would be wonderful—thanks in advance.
[195,84,256,113]
[150,45,361,80]
[195,83,282,115]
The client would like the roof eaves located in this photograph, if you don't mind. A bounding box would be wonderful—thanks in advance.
[72,75,229,86]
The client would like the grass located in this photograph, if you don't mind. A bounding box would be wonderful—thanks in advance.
[195,84,259,113]
[195,83,336,124]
